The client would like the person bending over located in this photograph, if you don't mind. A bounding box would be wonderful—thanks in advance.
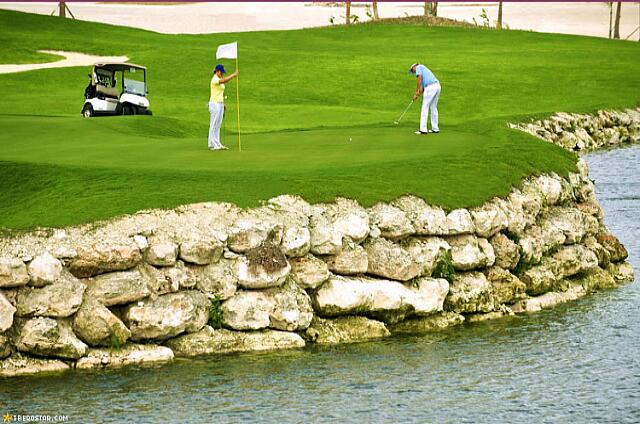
[409,63,441,135]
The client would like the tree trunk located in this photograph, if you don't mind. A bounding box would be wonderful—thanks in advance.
[346,1,351,25]
[372,1,379,20]
[432,2,438,17]
[613,1,621,39]
[497,1,503,29]
[424,2,429,16]
[59,1,66,18]
[608,2,613,39]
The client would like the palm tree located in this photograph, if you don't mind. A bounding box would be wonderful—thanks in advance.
[497,1,503,29]
[608,2,613,39]
[346,1,351,25]
[432,2,438,17]
[613,1,621,39]
[424,2,429,17]
[372,1,379,20]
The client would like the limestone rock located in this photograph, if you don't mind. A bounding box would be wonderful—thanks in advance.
[137,263,180,295]
[76,344,174,369]
[512,284,585,313]
[145,238,179,266]
[179,239,223,265]
[518,220,566,263]
[122,291,209,341]
[15,272,85,318]
[583,235,611,267]
[596,232,628,262]
[304,316,390,344]
[390,312,465,334]
[576,267,617,293]
[268,194,313,218]
[309,214,343,255]
[236,245,291,289]
[16,318,87,359]
[84,269,150,307]
[0,258,29,288]
[263,279,314,331]
[166,326,305,357]
[606,262,634,283]
[222,279,314,331]
[72,298,131,347]
[448,235,495,271]
[543,207,599,245]
[444,271,494,313]
[289,255,330,289]
[0,333,11,359]
[280,226,311,258]
[485,267,526,305]
[0,354,69,377]
[519,245,598,295]
[322,244,368,275]
[221,291,271,330]
[402,237,450,277]
[69,243,142,278]
[365,237,421,281]
[312,275,448,322]
[391,195,448,236]
[326,198,370,243]
[490,233,520,270]
[227,214,283,253]
[471,200,508,238]
[192,258,238,300]
[368,203,414,239]
[0,292,16,332]
[446,209,476,235]
[27,252,62,287]
[466,309,513,323]
[534,175,563,206]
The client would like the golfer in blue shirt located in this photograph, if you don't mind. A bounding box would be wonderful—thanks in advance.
[410,63,441,134]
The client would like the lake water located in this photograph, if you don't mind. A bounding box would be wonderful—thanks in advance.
[2,145,638,423]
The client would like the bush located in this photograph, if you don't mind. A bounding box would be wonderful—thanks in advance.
[208,296,224,329]
[433,251,455,283]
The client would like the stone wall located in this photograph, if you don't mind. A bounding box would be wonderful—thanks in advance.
[0,155,634,376]
[510,107,640,151]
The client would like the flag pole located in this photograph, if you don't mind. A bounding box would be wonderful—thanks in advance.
[235,56,241,152]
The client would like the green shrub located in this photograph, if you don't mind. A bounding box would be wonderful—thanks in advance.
[433,251,455,284]
[208,296,224,329]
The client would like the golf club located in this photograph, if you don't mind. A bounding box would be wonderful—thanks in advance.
[394,99,414,125]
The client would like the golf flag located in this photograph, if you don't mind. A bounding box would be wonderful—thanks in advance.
[216,41,237,59]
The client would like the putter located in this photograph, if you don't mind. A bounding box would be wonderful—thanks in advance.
[394,99,414,125]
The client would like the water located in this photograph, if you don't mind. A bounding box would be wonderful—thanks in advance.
[2,146,639,423]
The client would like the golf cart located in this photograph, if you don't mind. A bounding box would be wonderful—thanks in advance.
[81,62,152,117]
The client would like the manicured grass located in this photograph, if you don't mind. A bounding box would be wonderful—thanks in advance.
[0,10,638,229]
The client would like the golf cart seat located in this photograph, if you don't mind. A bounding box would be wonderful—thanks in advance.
[96,84,119,99]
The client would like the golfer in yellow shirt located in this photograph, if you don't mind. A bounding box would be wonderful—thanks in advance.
[208,64,238,150]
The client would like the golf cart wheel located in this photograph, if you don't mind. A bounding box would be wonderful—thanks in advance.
[123,104,135,116]
[81,104,94,118]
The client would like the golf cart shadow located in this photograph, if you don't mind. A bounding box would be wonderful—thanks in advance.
[82,62,152,117]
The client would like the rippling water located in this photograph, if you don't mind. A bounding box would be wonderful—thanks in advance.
[2,146,639,423]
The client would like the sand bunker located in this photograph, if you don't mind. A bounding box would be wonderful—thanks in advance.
[0,50,129,74]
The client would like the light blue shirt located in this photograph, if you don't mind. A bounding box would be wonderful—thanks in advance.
[416,64,439,88]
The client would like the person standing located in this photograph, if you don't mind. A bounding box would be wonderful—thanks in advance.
[208,64,238,150]
[409,63,441,135]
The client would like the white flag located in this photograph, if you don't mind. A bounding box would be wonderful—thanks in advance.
[216,41,237,59]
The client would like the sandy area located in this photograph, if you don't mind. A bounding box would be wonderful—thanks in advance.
[0,2,638,40]
[0,50,129,74]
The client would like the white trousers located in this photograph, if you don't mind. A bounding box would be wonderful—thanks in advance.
[208,101,224,148]
[420,82,441,133]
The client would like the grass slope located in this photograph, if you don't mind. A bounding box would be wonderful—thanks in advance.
[0,10,638,229]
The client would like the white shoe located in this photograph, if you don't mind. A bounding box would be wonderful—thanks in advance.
[209,146,220,150]
[429,130,440,133]
[414,130,428,135]
[220,145,228,150]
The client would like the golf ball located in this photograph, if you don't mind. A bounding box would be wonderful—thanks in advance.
[349,137,352,142]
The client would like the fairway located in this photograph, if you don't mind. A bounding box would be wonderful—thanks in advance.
[0,10,638,229]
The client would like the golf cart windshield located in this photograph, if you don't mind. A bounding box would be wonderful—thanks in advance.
[123,67,146,96]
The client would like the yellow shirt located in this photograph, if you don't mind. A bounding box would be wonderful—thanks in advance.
[210,75,225,103]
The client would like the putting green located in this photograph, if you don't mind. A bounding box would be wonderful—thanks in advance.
[0,10,638,229]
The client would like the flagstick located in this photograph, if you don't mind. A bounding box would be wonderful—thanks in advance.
[235,56,241,152]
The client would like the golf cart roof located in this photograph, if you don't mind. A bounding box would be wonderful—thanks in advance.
[93,62,147,72]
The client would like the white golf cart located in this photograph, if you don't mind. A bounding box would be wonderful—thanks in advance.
[81,62,152,117]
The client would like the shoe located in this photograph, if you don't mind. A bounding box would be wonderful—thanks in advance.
[429,130,440,133]
[414,130,428,135]
[220,145,228,150]
[209,147,221,151]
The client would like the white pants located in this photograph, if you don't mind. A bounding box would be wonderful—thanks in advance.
[420,82,441,133]
[208,101,224,148]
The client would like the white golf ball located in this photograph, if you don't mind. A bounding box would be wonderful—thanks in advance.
[349,137,352,142]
